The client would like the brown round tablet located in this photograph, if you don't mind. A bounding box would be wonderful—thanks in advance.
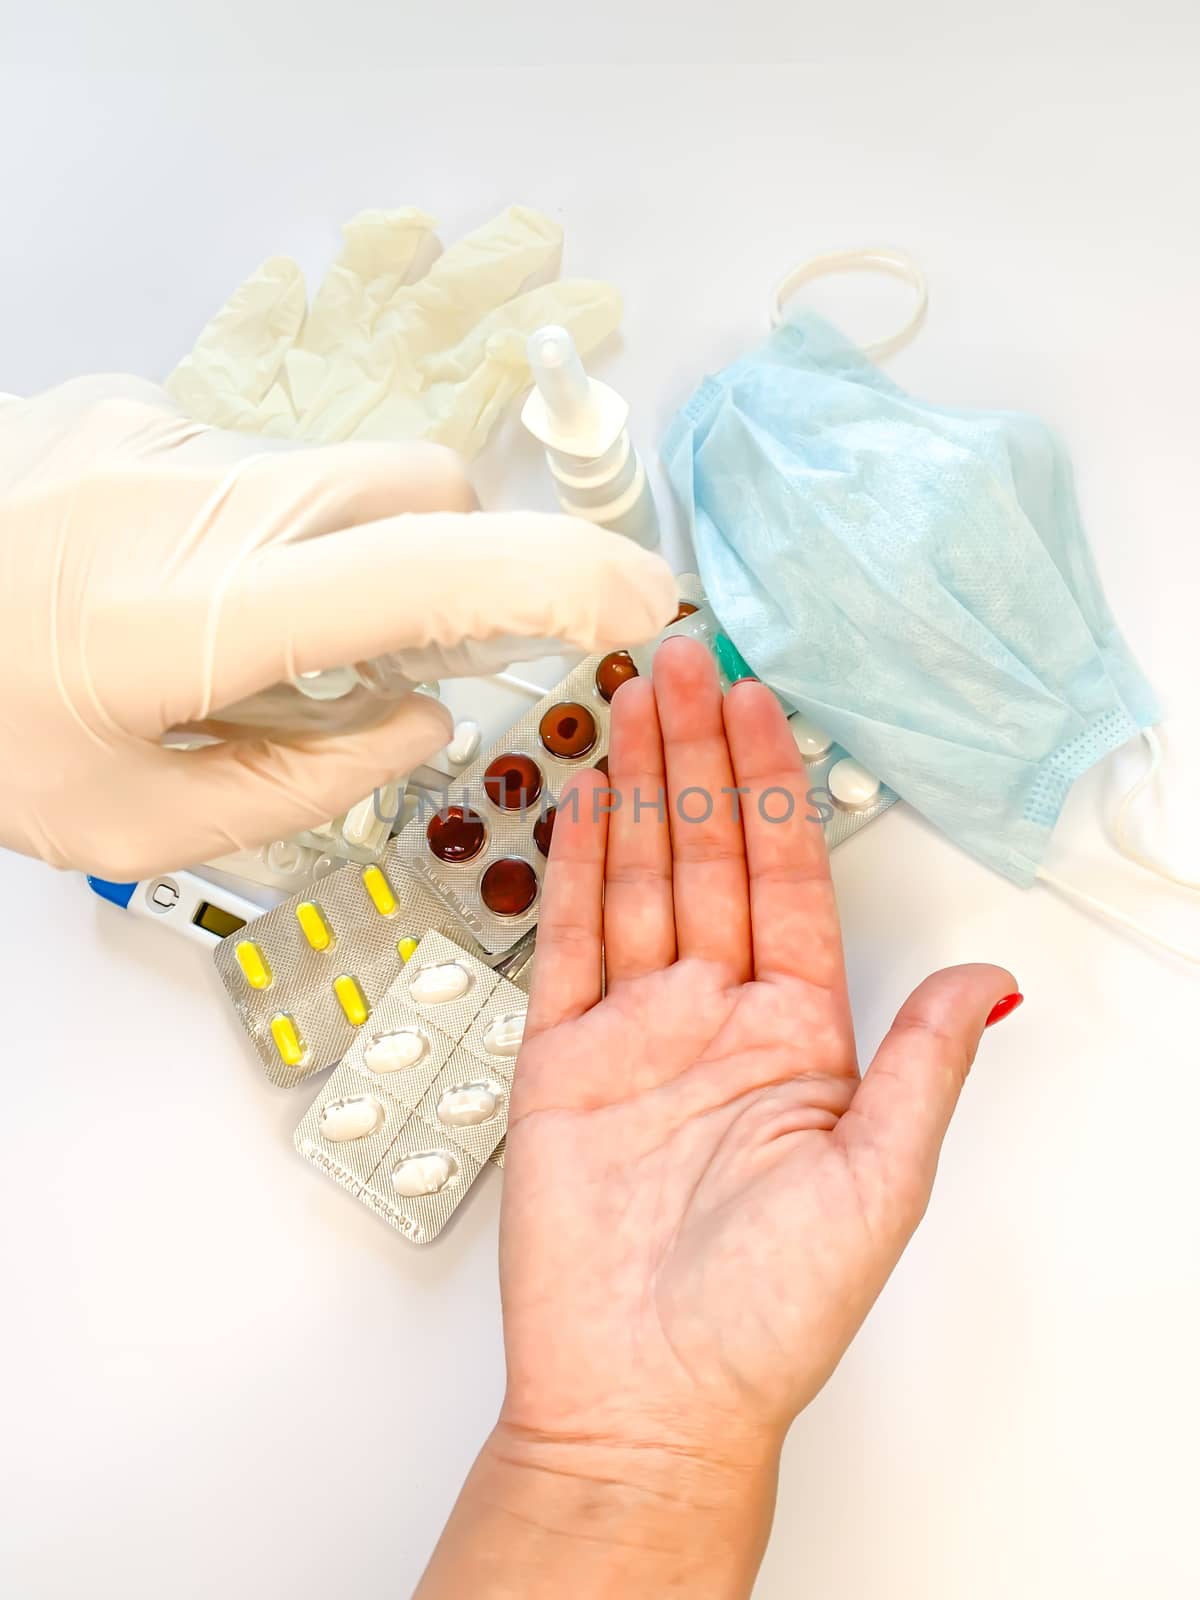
[673,601,699,622]
[483,752,544,811]
[532,806,556,858]
[426,805,486,864]
[538,701,598,759]
[594,650,638,703]
[594,755,609,778]
[480,857,538,916]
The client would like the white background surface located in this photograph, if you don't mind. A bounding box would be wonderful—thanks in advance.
[3,7,1200,1597]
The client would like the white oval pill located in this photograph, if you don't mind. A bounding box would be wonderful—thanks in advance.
[437,1082,502,1128]
[828,757,882,812]
[342,782,401,847]
[319,1095,386,1143]
[410,961,472,1005]
[392,1150,458,1198]
[363,1028,428,1074]
[787,713,834,761]
[481,1012,525,1058]
[447,719,483,767]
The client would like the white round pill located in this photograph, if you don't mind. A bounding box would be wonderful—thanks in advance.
[482,1012,526,1058]
[392,1150,458,1198]
[787,713,834,761]
[363,1028,428,1074]
[828,758,882,812]
[446,719,483,767]
[410,961,472,1005]
[296,665,360,700]
[437,1082,502,1128]
[319,1095,386,1143]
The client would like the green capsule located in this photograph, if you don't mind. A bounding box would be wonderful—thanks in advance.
[714,632,757,685]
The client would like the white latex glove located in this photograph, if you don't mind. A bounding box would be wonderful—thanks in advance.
[0,376,675,881]
[166,206,622,460]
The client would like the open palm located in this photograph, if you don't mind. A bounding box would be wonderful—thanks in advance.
[500,637,1017,1454]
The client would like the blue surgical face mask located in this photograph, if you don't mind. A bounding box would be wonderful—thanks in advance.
[663,306,1160,895]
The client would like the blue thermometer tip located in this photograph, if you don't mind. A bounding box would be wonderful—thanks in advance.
[86,875,137,909]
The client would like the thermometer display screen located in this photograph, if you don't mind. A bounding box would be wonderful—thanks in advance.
[192,901,248,940]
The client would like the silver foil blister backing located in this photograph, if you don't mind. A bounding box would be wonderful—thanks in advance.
[804,743,897,848]
[295,934,526,1241]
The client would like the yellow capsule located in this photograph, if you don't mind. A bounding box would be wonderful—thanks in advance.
[333,973,369,1026]
[362,865,397,917]
[235,940,272,990]
[397,936,419,963]
[269,1013,306,1067]
[295,901,333,951]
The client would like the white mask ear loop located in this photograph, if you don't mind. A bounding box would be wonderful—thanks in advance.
[1036,728,1200,964]
[770,247,929,360]
[1035,865,1200,966]
[1111,728,1200,889]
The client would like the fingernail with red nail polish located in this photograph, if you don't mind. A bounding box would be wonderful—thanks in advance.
[985,993,1024,1028]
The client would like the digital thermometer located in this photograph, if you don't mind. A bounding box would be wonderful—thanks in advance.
[87,869,264,946]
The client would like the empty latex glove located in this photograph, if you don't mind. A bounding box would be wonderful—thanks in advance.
[0,376,675,881]
[166,206,622,460]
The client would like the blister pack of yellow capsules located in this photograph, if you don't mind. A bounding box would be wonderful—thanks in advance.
[294,931,527,1242]
[213,852,530,1095]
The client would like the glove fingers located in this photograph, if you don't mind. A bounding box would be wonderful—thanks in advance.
[178,680,417,744]
[376,206,565,362]
[392,365,526,459]
[278,350,410,444]
[166,258,307,427]
[210,511,677,716]
[410,281,623,457]
[301,208,440,357]
[420,279,623,387]
[71,692,451,882]
[157,694,452,878]
[119,441,476,734]
[236,438,479,537]
[168,208,600,458]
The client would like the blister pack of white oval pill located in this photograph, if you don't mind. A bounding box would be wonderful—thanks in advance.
[785,714,897,848]
[212,851,523,1091]
[294,931,525,1242]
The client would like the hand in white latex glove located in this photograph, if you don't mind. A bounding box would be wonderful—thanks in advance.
[0,377,675,880]
[167,206,622,459]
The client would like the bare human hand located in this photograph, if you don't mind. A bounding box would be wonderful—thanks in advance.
[419,636,1019,1599]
